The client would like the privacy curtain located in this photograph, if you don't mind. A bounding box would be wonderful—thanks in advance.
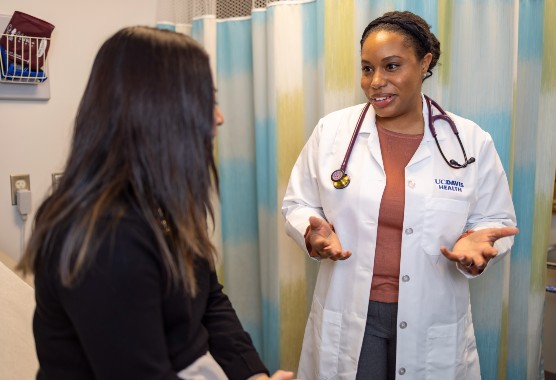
[156,0,556,378]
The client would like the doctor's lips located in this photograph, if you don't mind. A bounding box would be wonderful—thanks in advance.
[370,94,395,107]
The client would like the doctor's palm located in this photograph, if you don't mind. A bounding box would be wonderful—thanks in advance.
[308,216,352,261]
[440,226,519,275]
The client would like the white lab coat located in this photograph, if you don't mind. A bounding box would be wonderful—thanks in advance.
[282,95,516,380]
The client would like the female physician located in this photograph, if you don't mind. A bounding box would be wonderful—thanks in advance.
[282,11,518,380]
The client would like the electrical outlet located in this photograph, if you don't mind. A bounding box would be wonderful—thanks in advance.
[51,172,63,192]
[10,174,31,205]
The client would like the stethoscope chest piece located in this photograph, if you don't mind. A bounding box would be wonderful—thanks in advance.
[330,102,371,190]
[331,169,350,189]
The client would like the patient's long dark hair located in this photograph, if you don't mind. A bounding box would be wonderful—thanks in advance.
[18,26,218,295]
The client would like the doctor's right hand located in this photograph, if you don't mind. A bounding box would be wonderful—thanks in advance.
[306,216,352,261]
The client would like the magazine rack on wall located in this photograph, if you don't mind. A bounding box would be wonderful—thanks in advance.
[0,34,49,84]
[0,13,50,100]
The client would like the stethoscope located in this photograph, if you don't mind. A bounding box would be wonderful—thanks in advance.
[331,95,475,189]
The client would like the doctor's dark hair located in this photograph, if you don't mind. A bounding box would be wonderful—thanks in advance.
[361,11,441,80]
[18,26,218,296]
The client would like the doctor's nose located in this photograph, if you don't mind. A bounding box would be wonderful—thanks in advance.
[371,72,387,89]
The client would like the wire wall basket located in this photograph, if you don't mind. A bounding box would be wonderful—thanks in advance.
[0,33,49,84]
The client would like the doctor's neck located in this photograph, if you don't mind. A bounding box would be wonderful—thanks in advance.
[374,101,425,135]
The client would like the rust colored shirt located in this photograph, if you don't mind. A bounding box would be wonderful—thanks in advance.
[370,124,423,303]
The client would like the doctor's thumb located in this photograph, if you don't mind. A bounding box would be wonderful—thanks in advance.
[309,216,324,229]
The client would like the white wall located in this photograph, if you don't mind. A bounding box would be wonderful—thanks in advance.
[0,0,158,261]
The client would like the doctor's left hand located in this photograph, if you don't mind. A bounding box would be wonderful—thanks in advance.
[440,226,519,275]
[306,216,352,261]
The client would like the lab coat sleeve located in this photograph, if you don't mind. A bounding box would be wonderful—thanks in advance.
[459,132,517,277]
[282,121,327,254]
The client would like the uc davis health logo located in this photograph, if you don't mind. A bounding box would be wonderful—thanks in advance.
[435,179,464,192]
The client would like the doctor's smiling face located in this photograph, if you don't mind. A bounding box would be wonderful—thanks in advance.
[360,30,432,132]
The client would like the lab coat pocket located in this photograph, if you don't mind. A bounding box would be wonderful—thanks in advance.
[318,309,343,380]
[421,198,469,255]
[425,323,457,380]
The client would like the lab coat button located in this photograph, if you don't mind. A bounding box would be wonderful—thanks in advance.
[399,368,406,375]
[404,228,413,235]
[399,321,407,329]
[408,180,415,189]
[402,275,410,282]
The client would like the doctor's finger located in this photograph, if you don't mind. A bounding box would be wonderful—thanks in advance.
[336,250,352,260]
[470,246,500,268]
[486,226,519,242]
[439,246,462,262]
[309,216,333,236]
[471,256,488,270]
[482,246,499,259]
[325,248,351,261]
[317,246,340,258]
[467,265,484,276]
[310,235,331,249]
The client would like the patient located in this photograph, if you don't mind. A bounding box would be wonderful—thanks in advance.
[17,26,293,380]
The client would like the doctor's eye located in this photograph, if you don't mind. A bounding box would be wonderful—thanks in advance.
[361,65,373,74]
[386,63,400,71]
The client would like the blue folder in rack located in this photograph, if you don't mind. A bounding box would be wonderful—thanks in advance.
[0,45,47,82]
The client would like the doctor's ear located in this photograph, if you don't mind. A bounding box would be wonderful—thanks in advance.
[421,52,433,75]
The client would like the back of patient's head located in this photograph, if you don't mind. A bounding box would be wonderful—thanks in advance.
[71,25,217,203]
[19,26,218,293]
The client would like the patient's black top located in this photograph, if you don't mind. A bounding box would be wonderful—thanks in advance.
[33,211,267,380]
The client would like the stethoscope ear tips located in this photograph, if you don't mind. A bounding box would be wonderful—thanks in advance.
[449,157,476,168]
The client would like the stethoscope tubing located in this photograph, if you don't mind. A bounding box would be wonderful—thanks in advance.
[339,102,371,174]
[331,95,475,189]
[424,94,474,169]
[330,102,371,187]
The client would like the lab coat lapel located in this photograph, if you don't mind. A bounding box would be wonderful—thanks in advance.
[407,139,432,167]
[360,106,384,170]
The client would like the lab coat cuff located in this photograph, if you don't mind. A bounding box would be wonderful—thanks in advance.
[456,262,481,279]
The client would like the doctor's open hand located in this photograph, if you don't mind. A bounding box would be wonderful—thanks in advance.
[307,216,352,261]
[440,227,519,275]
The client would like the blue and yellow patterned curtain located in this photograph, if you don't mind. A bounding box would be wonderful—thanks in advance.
[156,0,556,378]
